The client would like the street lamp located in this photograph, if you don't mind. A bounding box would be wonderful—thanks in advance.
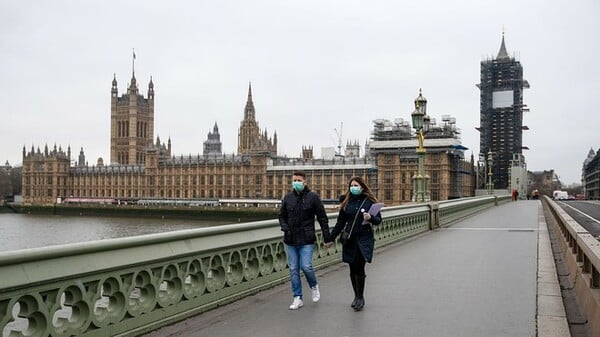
[486,150,493,194]
[411,89,431,202]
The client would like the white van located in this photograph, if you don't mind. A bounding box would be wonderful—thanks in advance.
[552,190,568,200]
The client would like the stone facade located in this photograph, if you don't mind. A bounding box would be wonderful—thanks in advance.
[21,145,71,205]
[237,83,277,156]
[583,149,600,200]
[203,123,223,156]
[21,69,475,205]
[110,73,154,165]
[369,140,475,203]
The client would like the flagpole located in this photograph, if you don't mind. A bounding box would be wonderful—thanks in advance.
[132,48,136,76]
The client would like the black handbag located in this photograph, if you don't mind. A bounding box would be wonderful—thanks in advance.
[339,230,350,245]
[339,199,366,245]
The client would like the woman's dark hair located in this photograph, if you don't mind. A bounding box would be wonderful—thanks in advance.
[340,176,378,210]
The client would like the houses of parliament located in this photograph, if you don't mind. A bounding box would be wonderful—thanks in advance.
[21,66,476,206]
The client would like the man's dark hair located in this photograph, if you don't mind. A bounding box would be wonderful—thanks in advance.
[293,171,306,179]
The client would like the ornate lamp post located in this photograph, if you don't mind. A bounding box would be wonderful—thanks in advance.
[486,150,493,194]
[411,89,431,202]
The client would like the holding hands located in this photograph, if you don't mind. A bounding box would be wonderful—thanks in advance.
[323,233,334,248]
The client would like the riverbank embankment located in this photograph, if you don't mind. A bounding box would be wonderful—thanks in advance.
[1,203,279,222]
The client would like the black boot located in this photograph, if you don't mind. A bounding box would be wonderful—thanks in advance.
[350,274,358,308]
[353,275,366,311]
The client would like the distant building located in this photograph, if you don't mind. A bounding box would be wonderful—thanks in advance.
[582,148,596,198]
[0,161,13,199]
[77,147,86,167]
[369,90,475,202]
[320,147,336,160]
[345,140,360,158]
[237,83,277,156]
[528,170,561,197]
[21,65,475,205]
[110,67,154,165]
[301,146,313,160]
[583,148,599,200]
[477,33,530,189]
[509,153,527,199]
[21,144,71,204]
[203,123,223,156]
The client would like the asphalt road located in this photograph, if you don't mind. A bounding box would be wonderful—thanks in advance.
[556,200,600,238]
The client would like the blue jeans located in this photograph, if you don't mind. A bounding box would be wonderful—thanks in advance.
[285,243,317,298]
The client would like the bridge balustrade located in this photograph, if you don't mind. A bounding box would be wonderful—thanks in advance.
[0,195,507,337]
[543,196,600,337]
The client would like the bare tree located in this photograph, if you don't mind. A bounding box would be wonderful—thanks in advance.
[0,169,11,199]
[10,167,22,195]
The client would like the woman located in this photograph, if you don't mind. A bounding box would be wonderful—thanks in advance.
[329,176,382,311]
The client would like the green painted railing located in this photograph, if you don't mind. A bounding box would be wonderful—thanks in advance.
[0,195,505,337]
[438,195,511,227]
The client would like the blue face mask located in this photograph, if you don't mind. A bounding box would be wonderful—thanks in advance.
[292,181,304,192]
[349,186,362,195]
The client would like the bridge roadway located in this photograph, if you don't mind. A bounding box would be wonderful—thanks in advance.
[556,200,600,238]
[144,200,569,337]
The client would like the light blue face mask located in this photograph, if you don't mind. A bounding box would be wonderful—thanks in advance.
[349,186,362,195]
[292,181,304,192]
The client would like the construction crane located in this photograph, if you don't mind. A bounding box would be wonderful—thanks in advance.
[334,122,343,156]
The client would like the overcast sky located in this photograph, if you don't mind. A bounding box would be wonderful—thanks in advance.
[1,0,598,185]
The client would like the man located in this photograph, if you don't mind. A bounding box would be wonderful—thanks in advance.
[279,171,332,310]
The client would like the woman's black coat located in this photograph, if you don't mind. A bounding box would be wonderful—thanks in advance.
[330,194,382,263]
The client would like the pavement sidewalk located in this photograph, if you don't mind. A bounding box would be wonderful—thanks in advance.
[144,201,566,337]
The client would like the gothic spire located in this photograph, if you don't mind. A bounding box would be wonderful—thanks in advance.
[244,82,256,121]
[111,73,118,96]
[497,31,510,60]
[148,75,154,99]
[129,49,137,91]
[132,48,136,77]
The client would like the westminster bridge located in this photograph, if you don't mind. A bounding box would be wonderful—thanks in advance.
[1,196,599,337]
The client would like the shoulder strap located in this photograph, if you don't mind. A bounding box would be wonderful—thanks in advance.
[346,199,366,239]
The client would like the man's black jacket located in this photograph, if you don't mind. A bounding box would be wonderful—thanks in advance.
[278,186,331,245]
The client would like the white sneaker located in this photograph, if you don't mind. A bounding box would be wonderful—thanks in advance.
[289,296,303,310]
[311,285,320,302]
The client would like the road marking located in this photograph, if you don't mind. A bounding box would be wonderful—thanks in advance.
[442,227,538,231]
[559,202,600,225]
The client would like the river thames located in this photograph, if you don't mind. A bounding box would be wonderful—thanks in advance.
[0,213,235,252]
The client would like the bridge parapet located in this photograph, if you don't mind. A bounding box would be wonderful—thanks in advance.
[543,196,600,336]
[438,195,508,227]
[0,195,507,337]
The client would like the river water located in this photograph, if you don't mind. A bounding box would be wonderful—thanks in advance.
[0,213,235,252]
